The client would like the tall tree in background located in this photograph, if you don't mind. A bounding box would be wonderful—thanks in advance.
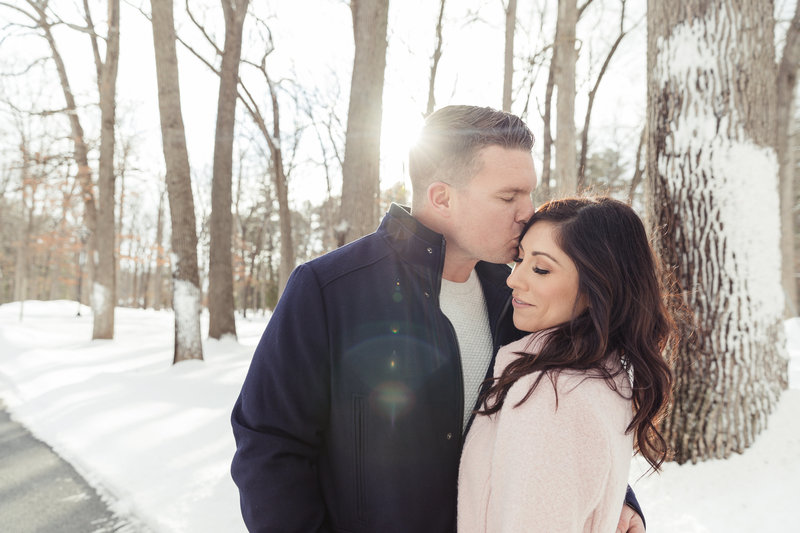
[338,0,390,244]
[426,0,446,116]
[10,0,99,319]
[150,0,203,363]
[554,0,577,195]
[647,0,788,463]
[776,1,800,316]
[208,0,249,340]
[577,0,628,190]
[502,0,517,111]
[87,0,121,339]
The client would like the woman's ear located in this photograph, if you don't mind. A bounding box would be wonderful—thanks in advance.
[427,182,452,217]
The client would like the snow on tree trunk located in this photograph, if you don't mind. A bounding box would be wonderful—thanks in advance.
[150,0,203,363]
[647,0,789,464]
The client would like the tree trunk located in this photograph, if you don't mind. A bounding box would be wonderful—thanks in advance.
[647,0,788,464]
[554,0,577,196]
[776,0,800,316]
[539,53,556,201]
[92,0,120,339]
[426,0,446,116]
[154,186,165,310]
[150,0,203,363]
[502,0,517,112]
[208,0,248,340]
[339,0,390,244]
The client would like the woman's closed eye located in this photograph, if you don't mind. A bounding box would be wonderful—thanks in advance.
[533,266,550,275]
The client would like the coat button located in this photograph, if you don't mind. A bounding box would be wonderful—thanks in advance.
[426,247,433,254]
[424,291,431,298]
[445,432,453,440]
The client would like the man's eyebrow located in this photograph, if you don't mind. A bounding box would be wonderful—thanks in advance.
[497,187,530,194]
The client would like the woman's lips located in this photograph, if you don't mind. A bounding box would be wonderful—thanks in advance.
[512,296,532,307]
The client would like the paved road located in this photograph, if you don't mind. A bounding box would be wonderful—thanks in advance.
[0,402,147,533]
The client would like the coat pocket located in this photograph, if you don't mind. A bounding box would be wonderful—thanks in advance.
[353,395,367,522]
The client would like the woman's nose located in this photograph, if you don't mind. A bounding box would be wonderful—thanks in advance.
[507,265,522,289]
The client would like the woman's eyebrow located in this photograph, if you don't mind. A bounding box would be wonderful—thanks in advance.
[530,250,561,265]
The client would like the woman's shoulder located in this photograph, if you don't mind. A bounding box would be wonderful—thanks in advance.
[505,362,631,422]
[494,333,542,376]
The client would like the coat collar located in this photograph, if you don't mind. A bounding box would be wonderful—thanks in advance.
[379,203,446,274]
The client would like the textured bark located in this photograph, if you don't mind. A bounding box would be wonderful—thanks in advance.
[92,0,120,339]
[502,0,517,112]
[647,0,788,464]
[208,0,248,340]
[554,0,577,195]
[776,0,800,316]
[150,0,203,363]
[339,0,389,244]
[426,0,446,116]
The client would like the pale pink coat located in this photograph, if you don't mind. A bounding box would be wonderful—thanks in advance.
[458,334,634,533]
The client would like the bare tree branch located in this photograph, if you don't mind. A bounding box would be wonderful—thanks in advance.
[82,0,103,80]
[577,0,598,19]
[578,0,628,189]
[185,0,223,57]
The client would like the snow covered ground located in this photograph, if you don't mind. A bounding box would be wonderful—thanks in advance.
[0,300,798,532]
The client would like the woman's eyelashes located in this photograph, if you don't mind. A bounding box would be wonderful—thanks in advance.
[513,256,549,275]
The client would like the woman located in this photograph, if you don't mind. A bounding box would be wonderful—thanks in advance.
[458,197,673,532]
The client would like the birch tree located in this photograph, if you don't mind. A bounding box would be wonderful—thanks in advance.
[339,0,389,244]
[647,0,788,463]
[150,0,203,363]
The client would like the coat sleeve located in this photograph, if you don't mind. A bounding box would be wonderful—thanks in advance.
[486,379,621,533]
[231,264,332,532]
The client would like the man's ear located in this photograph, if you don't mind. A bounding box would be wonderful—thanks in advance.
[427,181,452,216]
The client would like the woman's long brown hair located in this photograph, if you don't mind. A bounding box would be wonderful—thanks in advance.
[478,197,674,472]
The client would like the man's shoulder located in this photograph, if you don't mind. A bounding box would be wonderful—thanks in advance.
[303,231,393,287]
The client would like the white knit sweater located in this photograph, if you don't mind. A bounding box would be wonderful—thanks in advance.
[439,269,493,430]
[458,334,634,533]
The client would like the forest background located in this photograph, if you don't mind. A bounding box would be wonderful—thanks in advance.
[1,0,799,472]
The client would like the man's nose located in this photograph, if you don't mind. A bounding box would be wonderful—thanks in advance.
[517,198,534,223]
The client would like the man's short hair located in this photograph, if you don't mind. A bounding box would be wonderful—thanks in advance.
[408,105,534,208]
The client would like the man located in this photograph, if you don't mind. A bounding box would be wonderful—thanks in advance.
[231,105,645,532]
